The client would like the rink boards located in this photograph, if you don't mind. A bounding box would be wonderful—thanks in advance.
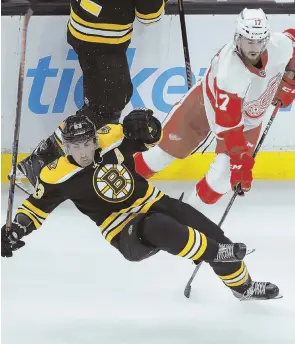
[1,14,295,182]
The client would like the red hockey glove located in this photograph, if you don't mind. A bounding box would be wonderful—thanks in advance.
[229,153,255,193]
[273,72,295,108]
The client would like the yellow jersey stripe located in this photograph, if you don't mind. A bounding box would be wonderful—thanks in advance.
[191,233,208,261]
[177,227,195,257]
[80,0,102,17]
[23,200,48,219]
[70,7,132,30]
[100,183,154,231]
[16,209,41,229]
[225,271,249,287]
[105,191,164,243]
[135,2,164,20]
[218,262,245,280]
[68,23,133,44]
[139,191,164,213]
[40,156,83,184]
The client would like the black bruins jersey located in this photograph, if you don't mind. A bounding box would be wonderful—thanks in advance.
[15,124,165,245]
[68,0,165,48]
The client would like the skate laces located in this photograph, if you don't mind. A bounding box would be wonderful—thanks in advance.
[244,282,267,299]
[216,244,234,260]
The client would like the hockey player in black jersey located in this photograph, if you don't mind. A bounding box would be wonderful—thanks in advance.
[16,0,166,187]
[2,108,280,301]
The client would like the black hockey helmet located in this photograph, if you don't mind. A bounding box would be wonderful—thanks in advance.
[61,114,96,144]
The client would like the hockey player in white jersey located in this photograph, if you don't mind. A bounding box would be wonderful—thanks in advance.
[134,8,295,208]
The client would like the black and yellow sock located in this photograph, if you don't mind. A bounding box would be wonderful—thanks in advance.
[141,213,219,261]
[217,261,251,292]
[177,226,219,261]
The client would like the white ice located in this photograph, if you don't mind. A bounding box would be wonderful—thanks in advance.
[1,181,295,344]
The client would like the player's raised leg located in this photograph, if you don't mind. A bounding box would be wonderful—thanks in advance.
[186,124,262,209]
[134,81,211,178]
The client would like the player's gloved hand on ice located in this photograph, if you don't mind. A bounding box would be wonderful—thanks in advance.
[272,71,295,108]
[229,153,255,195]
[1,223,26,258]
[123,108,161,143]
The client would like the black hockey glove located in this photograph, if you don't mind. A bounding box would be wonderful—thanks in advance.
[1,223,26,258]
[123,108,162,143]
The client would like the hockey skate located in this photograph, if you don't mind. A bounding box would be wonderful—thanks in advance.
[9,137,63,195]
[17,148,44,188]
[213,243,254,263]
[233,281,282,301]
[8,156,40,196]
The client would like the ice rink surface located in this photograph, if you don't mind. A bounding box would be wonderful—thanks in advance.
[1,181,295,344]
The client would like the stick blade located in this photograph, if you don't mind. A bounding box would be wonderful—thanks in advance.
[184,284,191,298]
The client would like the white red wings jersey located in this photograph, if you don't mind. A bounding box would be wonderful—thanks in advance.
[202,32,294,137]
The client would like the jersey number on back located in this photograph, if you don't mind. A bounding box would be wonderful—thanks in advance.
[78,0,102,17]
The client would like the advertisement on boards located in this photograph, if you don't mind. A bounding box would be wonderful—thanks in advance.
[1,15,295,153]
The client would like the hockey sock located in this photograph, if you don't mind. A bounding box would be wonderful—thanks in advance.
[134,152,157,179]
[217,261,251,290]
[196,177,224,204]
[207,234,252,292]
[141,212,219,261]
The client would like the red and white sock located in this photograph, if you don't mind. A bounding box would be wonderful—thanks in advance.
[134,146,175,179]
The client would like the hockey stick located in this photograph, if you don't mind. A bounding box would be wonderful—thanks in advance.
[5,4,35,232]
[177,0,193,89]
[177,0,191,202]
[183,101,281,298]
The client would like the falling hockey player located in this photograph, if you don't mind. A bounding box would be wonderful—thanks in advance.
[2,108,281,301]
[134,9,295,209]
[15,0,166,187]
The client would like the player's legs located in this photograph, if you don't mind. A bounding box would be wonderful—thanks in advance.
[186,124,262,209]
[76,44,133,120]
[116,212,246,264]
[114,192,279,300]
[134,82,211,178]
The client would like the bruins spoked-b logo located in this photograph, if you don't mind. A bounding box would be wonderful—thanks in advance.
[93,164,134,203]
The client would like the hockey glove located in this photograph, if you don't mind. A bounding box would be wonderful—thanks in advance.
[123,108,162,143]
[1,223,26,257]
[272,71,295,108]
[230,153,255,194]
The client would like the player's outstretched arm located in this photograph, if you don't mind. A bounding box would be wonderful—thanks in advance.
[1,176,66,258]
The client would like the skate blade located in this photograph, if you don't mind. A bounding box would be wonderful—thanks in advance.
[240,294,283,301]
[8,175,33,196]
[246,248,255,256]
[15,181,33,195]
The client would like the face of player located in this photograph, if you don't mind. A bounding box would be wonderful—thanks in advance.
[238,36,268,64]
[67,138,97,167]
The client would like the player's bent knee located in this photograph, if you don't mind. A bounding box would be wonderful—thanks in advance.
[141,212,173,247]
[141,212,191,255]
[115,214,159,262]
